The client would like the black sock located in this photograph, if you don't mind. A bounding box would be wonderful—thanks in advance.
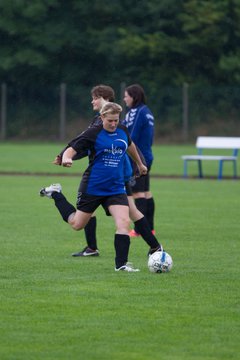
[114,234,130,268]
[134,197,147,215]
[52,192,76,223]
[146,197,155,230]
[84,216,97,250]
[134,217,159,248]
[134,198,148,232]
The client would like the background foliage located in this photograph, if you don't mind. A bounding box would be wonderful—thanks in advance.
[0,0,240,140]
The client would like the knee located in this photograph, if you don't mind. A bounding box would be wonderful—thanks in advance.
[145,191,152,199]
[133,192,145,199]
[125,217,131,229]
[68,218,84,231]
[129,208,142,222]
[71,224,83,231]
[117,216,130,233]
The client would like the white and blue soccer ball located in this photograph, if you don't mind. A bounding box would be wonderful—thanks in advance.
[148,251,173,273]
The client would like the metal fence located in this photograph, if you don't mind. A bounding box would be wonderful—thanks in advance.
[1,83,240,143]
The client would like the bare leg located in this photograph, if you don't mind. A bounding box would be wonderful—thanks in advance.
[68,210,93,231]
[108,204,130,234]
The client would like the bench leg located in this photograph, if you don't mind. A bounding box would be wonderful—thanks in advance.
[198,160,203,178]
[233,160,237,179]
[183,160,188,178]
[218,160,223,180]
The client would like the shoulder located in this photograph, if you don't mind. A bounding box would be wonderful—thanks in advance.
[118,123,127,130]
[85,123,103,135]
[71,124,103,145]
[117,124,132,144]
[139,104,150,114]
[140,105,154,121]
[130,105,149,118]
[117,123,130,134]
[89,115,102,128]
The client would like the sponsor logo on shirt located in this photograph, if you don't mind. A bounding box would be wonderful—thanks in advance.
[104,145,123,155]
[102,139,128,167]
[103,139,127,155]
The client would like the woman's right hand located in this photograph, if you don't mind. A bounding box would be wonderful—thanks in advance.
[52,155,62,165]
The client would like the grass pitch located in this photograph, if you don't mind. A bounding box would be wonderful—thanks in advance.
[0,142,240,178]
[0,143,240,359]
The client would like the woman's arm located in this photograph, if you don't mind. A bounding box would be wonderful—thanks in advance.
[62,147,77,167]
[127,142,147,176]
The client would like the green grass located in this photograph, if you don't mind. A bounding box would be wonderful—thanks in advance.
[0,143,240,359]
[0,141,239,178]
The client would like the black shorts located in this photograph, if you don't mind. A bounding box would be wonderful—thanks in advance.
[125,181,132,196]
[76,192,129,216]
[131,169,151,193]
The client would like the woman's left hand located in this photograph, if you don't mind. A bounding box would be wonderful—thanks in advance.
[138,164,148,176]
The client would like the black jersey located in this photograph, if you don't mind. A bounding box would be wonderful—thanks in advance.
[58,115,102,160]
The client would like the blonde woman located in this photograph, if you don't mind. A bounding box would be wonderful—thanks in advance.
[40,103,147,272]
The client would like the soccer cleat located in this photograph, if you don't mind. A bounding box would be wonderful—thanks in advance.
[39,183,62,198]
[148,244,164,257]
[128,229,140,237]
[115,262,140,272]
[72,246,99,257]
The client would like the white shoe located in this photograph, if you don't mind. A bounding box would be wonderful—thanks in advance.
[39,183,62,198]
[115,262,140,272]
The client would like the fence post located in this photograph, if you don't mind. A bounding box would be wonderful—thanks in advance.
[1,83,7,140]
[182,82,189,142]
[59,83,66,141]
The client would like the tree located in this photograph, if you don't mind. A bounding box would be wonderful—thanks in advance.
[1,0,240,96]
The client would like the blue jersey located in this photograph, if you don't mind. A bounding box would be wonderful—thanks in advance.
[123,105,154,167]
[69,124,132,196]
[124,154,133,182]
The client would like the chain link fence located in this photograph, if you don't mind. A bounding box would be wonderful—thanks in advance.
[1,83,240,143]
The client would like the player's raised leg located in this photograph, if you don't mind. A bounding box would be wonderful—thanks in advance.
[40,183,92,230]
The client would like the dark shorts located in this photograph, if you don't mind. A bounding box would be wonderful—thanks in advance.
[125,181,132,196]
[131,165,151,193]
[76,192,129,216]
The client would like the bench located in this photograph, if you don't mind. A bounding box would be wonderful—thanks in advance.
[181,136,240,179]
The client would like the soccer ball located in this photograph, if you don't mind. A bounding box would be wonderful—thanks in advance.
[148,251,173,273]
